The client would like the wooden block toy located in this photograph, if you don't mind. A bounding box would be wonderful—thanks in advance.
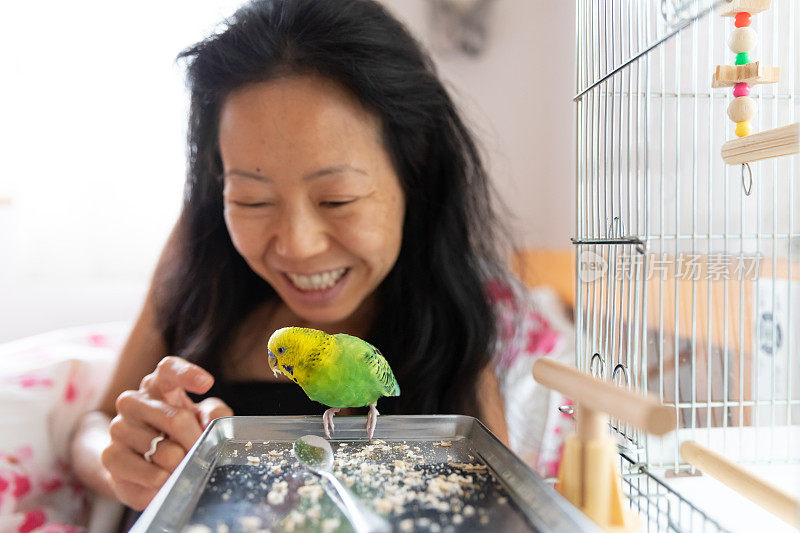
[718,0,772,17]
[712,62,780,88]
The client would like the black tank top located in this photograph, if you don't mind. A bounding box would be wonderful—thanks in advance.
[189,380,328,415]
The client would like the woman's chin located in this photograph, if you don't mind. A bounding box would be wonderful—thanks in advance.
[287,305,359,328]
[278,291,359,327]
[268,268,377,329]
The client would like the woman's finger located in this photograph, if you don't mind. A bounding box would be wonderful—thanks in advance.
[101,441,171,490]
[108,415,187,472]
[116,390,203,451]
[139,371,193,410]
[196,397,234,429]
[141,356,215,398]
[107,477,160,512]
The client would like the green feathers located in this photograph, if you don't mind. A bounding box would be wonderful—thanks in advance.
[267,327,400,408]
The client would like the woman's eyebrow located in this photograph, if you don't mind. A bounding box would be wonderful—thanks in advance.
[304,164,368,182]
[224,169,272,182]
[224,165,368,183]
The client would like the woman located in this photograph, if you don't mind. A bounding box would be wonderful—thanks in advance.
[70,0,518,516]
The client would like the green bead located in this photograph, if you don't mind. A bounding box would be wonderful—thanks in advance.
[735,52,750,65]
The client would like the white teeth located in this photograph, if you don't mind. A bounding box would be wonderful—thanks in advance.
[286,268,347,291]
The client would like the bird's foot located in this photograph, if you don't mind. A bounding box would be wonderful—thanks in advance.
[322,407,341,439]
[366,403,379,442]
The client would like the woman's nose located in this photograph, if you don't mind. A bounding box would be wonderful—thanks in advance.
[272,205,329,259]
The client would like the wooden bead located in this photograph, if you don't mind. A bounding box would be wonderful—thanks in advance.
[735,12,752,27]
[735,52,751,65]
[735,121,752,137]
[728,27,757,53]
[728,96,757,122]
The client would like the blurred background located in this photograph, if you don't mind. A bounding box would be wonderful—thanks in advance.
[0,0,575,342]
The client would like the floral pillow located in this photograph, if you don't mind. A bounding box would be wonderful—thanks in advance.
[0,324,127,532]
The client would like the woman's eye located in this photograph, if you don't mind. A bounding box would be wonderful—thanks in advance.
[320,199,355,208]
[233,201,272,208]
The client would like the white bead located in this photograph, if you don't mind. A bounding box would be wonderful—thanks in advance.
[728,27,757,54]
[727,96,756,123]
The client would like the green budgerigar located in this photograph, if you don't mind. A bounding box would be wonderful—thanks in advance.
[267,327,400,441]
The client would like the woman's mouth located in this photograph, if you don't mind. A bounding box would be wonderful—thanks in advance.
[284,267,348,292]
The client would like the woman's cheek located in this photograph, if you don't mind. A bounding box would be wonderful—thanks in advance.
[338,208,402,260]
[225,210,269,259]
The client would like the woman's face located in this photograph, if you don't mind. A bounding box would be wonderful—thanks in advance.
[219,75,405,327]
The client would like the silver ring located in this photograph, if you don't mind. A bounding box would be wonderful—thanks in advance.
[143,433,166,463]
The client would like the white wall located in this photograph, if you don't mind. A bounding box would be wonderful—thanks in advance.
[382,0,576,250]
[0,1,244,341]
[0,0,576,342]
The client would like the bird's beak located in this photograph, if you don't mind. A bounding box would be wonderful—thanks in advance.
[268,349,280,378]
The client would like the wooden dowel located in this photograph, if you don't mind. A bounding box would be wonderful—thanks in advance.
[532,358,675,435]
[722,122,800,165]
[575,406,608,443]
[681,441,800,528]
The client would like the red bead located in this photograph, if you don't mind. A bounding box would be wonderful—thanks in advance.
[735,12,751,27]
[733,82,750,97]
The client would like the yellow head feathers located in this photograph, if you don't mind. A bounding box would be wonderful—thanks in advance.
[267,327,330,379]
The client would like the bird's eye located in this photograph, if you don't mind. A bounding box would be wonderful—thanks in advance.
[277,347,285,355]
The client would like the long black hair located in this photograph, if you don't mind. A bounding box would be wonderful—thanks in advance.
[159,0,511,417]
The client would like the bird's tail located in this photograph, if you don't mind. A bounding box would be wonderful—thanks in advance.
[388,376,400,397]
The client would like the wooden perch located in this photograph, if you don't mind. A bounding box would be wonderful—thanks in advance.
[681,441,800,528]
[718,0,772,16]
[722,122,800,164]
[712,62,780,88]
[532,358,675,435]
[532,358,676,531]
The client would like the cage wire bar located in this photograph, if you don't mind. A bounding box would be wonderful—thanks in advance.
[618,452,727,532]
[574,0,799,530]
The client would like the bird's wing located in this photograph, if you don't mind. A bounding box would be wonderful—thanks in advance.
[360,343,400,397]
[333,334,400,399]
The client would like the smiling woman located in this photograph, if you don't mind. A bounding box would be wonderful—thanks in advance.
[67,0,534,520]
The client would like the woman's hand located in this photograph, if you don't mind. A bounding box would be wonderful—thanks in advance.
[101,356,233,510]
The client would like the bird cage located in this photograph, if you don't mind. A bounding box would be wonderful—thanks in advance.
[574,0,799,530]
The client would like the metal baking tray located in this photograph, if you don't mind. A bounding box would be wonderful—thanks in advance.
[131,415,598,532]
